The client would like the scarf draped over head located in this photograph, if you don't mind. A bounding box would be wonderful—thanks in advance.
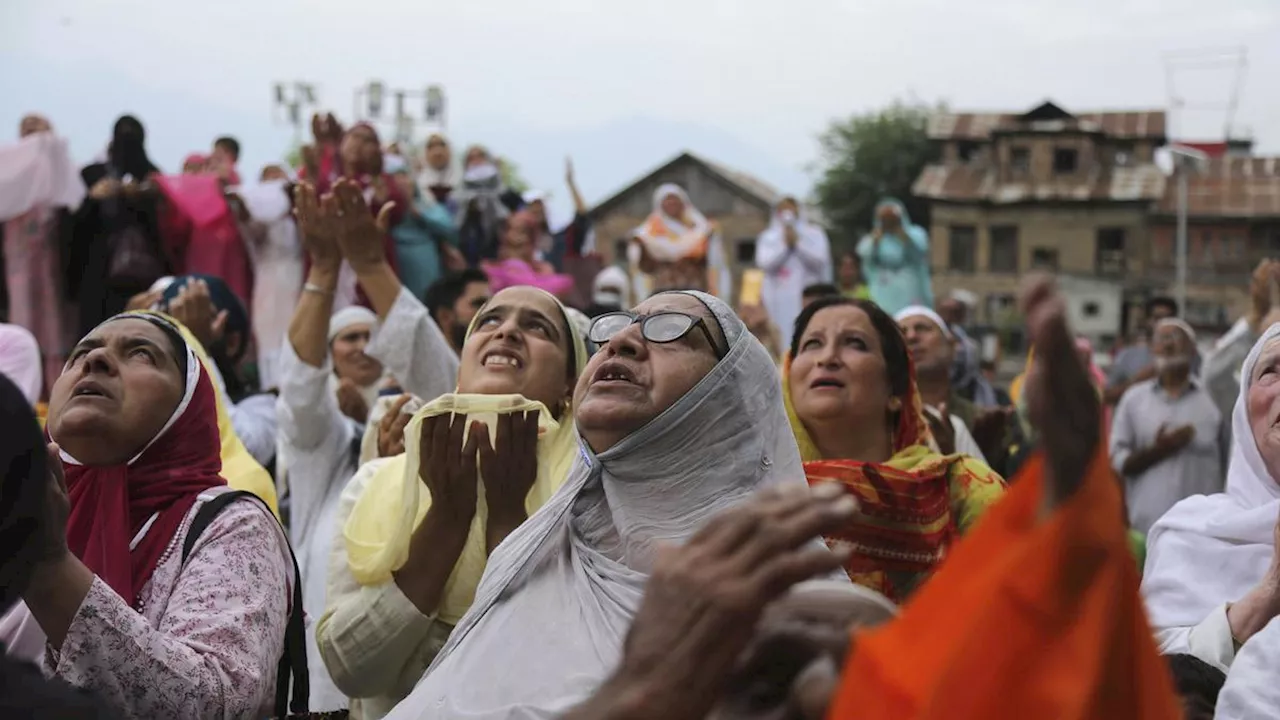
[1143,323,1280,629]
[782,328,1004,603]
[0,119,85,221]
[0,375,48,612]
[1141,325,1280,717]
[55,313,225,603]
[107,115,157,181]
[384,292,811,719]
[0,324,43,405]
[592,265,630,308]
[342,288,587,623]
[139,311,279,517]
[416,134,460,202]
[633,183,712,263]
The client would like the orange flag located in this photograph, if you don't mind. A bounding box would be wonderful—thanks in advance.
[829,450,1180,719]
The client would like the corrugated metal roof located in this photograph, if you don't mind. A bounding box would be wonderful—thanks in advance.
[912,164,1167,204]
[1154,156,1280,218]
[928,109,1166,141]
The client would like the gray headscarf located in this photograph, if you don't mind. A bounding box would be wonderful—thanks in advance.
[384,291,812,719]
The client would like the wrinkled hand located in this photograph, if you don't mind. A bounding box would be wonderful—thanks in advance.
[477,411,540,518]
[164,279,227,350]
[124,289,162,312]
[89,177,121,201]
[1156,424,1195,454]
[336,378,370,424]
[377,394,413,458]
[971,407,1012,463]
[1249,259,1280,328]
[1021,274,1101,515]
[784,224,799,249]
[293,181,341,269]
[926,402,956,455]
[605,483,857,720]
[331,178,395,273]
[419,414,481,522]
[39,443,70,563]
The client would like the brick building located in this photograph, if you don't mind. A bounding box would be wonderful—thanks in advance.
[588,151,796,305]
[913,100,1168,348]
[1147,155,1280,327]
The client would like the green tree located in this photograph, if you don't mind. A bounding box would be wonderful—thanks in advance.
[498,156,530,193]
[813,99,943,255]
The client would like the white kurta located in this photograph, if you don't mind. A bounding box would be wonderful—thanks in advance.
[275,287,458,713]
[755,222,831,349]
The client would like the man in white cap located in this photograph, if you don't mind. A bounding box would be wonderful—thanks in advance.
[895,305,989,462]
[1110,317,1224,534]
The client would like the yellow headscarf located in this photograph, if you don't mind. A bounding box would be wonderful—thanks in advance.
[342,289,588,623]
[139,312,280,519]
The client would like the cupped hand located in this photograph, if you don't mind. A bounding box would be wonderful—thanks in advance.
[164,279,227,350]
[418,414,481,523]
[477,411,540,518]
[89,177,122,201]
[293,181,341,269]
[332,178,395,273]
[1020,273,1101,514]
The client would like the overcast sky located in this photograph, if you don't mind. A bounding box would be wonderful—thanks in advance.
[3,0,1277,217]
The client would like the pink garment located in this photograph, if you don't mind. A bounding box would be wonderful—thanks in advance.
[154,174,254,307]
[482,258,575,299]
[0,132,84,222]
[0,487,293,718]
[0,321,42,404]
[3,208,73,396]
[1076,336,1113,435]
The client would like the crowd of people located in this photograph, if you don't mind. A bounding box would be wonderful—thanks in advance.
[1,109,1280,718]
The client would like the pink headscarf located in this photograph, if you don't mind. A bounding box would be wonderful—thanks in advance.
[0,323,42,404]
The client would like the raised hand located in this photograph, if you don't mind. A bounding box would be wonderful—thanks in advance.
[1020,274,1101,514]
[331,178,395,273]
[164,279,228,350]
[418,414,482,523]
[377,394,414,458]
[293,181,341,269]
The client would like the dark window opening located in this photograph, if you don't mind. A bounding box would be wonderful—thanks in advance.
[1010,147,1030,174]
[736,239,756,264]
[948,226,976,273]
[989,225,1019,273]
[1053,148,1078,174]
[958,142,980,163]
[1031,248,1059,271]
[1096,228,1126,276]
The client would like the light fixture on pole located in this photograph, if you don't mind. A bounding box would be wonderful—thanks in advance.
[1167,144,1209,315]
[273,81,319,148]
[353,81,447,148]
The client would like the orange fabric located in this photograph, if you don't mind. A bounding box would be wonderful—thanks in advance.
[829,449,1180,720]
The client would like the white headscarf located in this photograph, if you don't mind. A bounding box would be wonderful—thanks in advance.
[384,291,823,720]
[1142,324,1280,716]
[632,183,711,263]
[592,265,630,308]
[0,324,43,405]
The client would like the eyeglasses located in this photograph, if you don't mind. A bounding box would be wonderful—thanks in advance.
[589,311,725,359]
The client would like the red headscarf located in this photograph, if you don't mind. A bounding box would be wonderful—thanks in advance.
[57,314,225,604]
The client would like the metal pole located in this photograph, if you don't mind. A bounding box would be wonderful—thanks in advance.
[1175,168,1188,314]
